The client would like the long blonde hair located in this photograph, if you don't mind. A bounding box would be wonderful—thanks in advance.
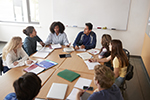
[2,36,22,61]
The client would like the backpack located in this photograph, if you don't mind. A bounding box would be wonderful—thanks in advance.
[125,64,134,80]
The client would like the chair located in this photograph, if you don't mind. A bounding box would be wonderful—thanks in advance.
[119,64,134,95]
[0,53,3,75]
[123,48,130,61]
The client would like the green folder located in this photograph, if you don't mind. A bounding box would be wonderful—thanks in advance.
[57,69,80,82]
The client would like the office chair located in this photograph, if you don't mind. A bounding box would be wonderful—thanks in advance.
[123,48,130,61]
[0,53,3,75]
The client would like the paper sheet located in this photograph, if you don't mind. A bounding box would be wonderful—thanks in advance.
[77,52,92,60]
[66,88,79,100]
[84,61,100,70]
[32,52,50,58]
[87,49,100,55]
[28,66,44,74]
[51,44,62,49]
[39,47,54,53]
[74,77,92,89]
[76,49,86,51]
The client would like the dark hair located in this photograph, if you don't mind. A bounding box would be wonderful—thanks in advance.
[50,21,65,33]
[85,23,93,30]
[13,72,41,100]
[94,65,115,89]
[23,26,34,36]
[110,40,129,68]
[100,34,112,53]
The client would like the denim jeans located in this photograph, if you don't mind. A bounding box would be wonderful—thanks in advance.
[3,66,10,73]
[115,77,125,87]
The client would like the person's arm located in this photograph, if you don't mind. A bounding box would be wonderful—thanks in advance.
[45,33,52,45]
[23,38,34,56]
[99,48,107,59]
[84,32,97,50]
[5,53,18,68]
[76,90,83,100]
[63,33,69,46]
[73,32,82,48]
[34,35,45,46]
[113,57,120,78]
[89,55,111,63]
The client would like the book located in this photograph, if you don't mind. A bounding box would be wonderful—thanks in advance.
[84,60,100,70]
[77,52,92,60]
[57,69,80,82]
[23,59,58,74]
[47,83,68,99]
[49,44,62,49]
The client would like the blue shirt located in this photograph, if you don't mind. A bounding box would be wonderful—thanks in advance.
[73,31,97,50]
[87,84,124,100]
[45,32,69,45]
[23,35,42,56]
[4,93,17,100]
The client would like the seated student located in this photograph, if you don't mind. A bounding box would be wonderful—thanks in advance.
[23,26,45,56]
[73,23,97,50]
[45,21,70,46]
[2,36,33,73]
[76,65,124,100]
[4,72,41,100]
[99,34,112,59]
[89,40,129,87]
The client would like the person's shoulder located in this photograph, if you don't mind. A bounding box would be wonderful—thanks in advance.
[88,92,104,100]
[102,48,107,52]
[4,93,17,100]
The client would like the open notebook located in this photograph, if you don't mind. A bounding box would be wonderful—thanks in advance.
[77,52,92,60]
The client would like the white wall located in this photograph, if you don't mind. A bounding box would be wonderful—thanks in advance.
[0,0,150,56]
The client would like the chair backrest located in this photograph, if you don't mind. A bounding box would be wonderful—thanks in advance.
[0,53,3,75]
[123,48,130,61]
[125,64,134,81]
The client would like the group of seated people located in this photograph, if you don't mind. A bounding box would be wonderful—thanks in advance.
[2,21,129,100]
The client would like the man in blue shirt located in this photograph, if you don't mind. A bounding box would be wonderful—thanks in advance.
[73,23,97,50]
[76,65,124,100]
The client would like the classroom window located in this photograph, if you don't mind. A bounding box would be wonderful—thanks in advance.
[0,0,39,24]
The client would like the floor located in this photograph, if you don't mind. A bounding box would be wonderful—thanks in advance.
[0,42,150,100]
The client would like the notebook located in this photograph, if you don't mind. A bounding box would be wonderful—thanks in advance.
[77,52,92,60]
[63,47,74,53]
[84,60,100,70]
[49,44,62,49]
[57,69,80,82]
[23,60,58,74]
[47,83,68,100]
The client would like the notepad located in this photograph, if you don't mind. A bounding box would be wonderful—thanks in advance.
[77,52,92,60]
[67,88,91,100]
[74,78,92,89]
[63,47,74,53]
[57,69,80,82]
[50,44,62,49]
[84,61,100,70]
[32,52,50,58]
[87,49,100,55]
[47,83,68,99]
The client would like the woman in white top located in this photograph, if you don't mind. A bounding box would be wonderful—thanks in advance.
[45,21,70,46]
[2,36,33,73]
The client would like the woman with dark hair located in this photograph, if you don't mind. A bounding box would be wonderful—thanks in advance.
[89,39,129,87]
[4,72,42,100]
[45,21,70,46]
[23,26,45,56]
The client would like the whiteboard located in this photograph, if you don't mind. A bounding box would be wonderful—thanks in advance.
[53,0,131,30]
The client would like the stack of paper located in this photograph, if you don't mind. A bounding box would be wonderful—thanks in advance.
[32,52,50,58]
[47,83,68,100]
[63,47,74,53]
[77,52,92,60]
[84,61,100,70]
[50,44,62,49]
[87,49,100,55]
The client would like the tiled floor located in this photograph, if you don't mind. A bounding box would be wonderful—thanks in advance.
[0,42,150,100]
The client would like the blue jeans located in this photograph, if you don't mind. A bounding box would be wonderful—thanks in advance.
[115,77,125,87]
[3,66,10,73]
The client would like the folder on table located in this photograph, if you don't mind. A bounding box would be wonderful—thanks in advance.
[57,69,80,82]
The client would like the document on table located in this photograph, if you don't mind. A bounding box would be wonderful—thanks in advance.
[74,77,92,89]
[32,52,50,58]
[84,61,100,70]
[39,47,54,53]
[87,49,100,55]
[50,44,62,49]
[76,49,86,51]
[28,66,45,74]
[77,52,92,60]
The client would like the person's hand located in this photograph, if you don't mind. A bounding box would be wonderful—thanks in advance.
[75,45,79,50]
[94,88,99,92]
[89,58,97,62]
[66,43,71,47]
[26,60,33,64]
[76,89,84,100]
[40,42,45,47]
[80,45,85,49]
[13,61,19,66]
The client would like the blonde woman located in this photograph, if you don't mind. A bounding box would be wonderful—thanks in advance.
[2,36,33,73]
